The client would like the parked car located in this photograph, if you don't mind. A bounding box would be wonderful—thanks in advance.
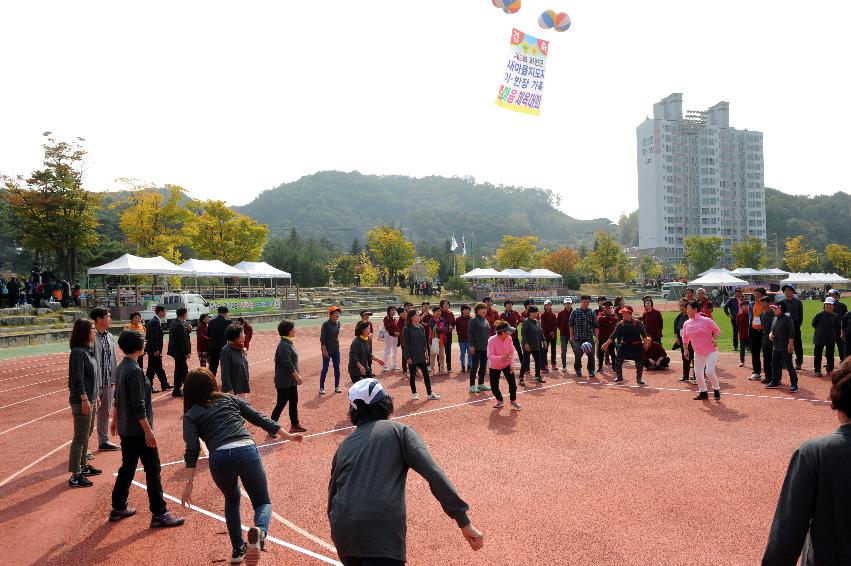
[661,282,686,300]
[142,293,209,324]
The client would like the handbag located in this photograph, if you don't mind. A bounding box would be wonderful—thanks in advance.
[378,328,387,339]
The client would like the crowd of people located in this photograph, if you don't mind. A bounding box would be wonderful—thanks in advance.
[62,287,851,564]
[0,269,81,308]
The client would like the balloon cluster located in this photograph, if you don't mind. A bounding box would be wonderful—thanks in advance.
[538,10,571,32]
[492,0,521,15]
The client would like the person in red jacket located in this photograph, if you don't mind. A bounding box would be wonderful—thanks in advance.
[735,300,751,367]
[236,317,253,351]
[455,305,472,372]
[596,302,618,374]
[642,340,670,370]
[556,298,573,370]
[483,297,499,335]
[382,306,400,372]
[541,300,558,373]
[500,300,523,366]
[639,297,664,343]
[196,313,211,367]
[697,288,714,318]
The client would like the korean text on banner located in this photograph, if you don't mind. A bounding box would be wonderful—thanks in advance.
[495,28,548,116]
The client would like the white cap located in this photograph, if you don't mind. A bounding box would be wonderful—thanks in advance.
[563,297,573,304]
[825,297,836,305]
[347,378,387,409]
[543,299,552,305]
[828,289,840,295]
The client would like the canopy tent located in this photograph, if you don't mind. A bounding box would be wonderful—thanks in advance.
[730,267,762,277]
[460,268,503,279]
[179,259,245,277]
[528,268,563,279]
[697,267,733,277]
[688,272,749,287]
[496,268,533,278]
[87,254,190,276]
[782,272,850,285]
[757,268,789,276]
[233,261,291,279]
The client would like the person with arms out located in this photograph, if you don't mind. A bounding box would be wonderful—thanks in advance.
[681,301,722,401]
[220,324,251,400]
[328,378,484,566]
[124,311,147,372]
[812,297,841,377]
[196,313,211,367]
[271,320,307,433]
[180,367,304,564]
[723,288,744,352]
[521,306,544,385]
[556,298,573,371]
[735,300,751,368]
[402,310,439,401]
[602,306,648,384]
[349,321,384,383]
[382,306,400,373]
[167,307,192,398]
[455,304,472,373]
[67,318,102,488]
[569,295,599,378]
[319,306,342,394]
[761,365,851,566]
[91,308,120,452]
[767,301,799,393]
[108,330,184,528]
[673,299,693,382]
[145,305,172,392]
[207,306,232,376]
[540,300,558,373]
[639,296,664,343]
[780,284,804,370]
[596,301,618,376]
[488,321,521,410]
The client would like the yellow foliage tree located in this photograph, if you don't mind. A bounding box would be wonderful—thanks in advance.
[366,226,416,290]
[119,184,191,263]
[494,235,539,270]
[185,200,268,264]
[825,244,851,276]
[355,251,380,287]
[783,236,817,273]
[542,247,580,277]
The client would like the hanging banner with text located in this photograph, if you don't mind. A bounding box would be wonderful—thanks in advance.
[495,28,548,116]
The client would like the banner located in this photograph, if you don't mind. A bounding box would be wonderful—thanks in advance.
[495,28,548,116]
[145,296,282,314]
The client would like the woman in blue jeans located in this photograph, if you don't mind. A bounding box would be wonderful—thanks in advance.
[180,368,304,564]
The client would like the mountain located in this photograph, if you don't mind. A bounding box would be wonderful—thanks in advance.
[234,171,616,252]
[764,188,851,251]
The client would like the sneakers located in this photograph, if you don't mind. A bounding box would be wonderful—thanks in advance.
[794,364,803,371]
[765,383,780,389]
[319,388,326,395]
[427,393,440,400]
[689,378,698,385]
[790,386,799,393]
[460,367,467,373]
[335,387,341,393]
[575,371,583,378]
[412,393,420,400]
[245,526,263,566]
[713,389,721,400]
[519,377,526,386]
[636,378,645,385]
[814,370,822,377]
[534,376,546,383]
[589,371,596,378]
[231,543,247,564]
[614,377,624,383]
[542,367,550,374]
[172,390,183,397]
[289,424,307,433]
[510,401,523,411]
[693,391,709,400]
[109,507,137,522]
[598,368,606,375]
[469,385,479,393]
[162,383,174,391]
[679,376,690,382]
[81,464,102,476]
[493,401,505,409]
[98,442,119,451]
[68,473,93,488]
[478,384,491,391]
[738,362,745,367]
[150,510,185,528]
[86,451,94,461]
[748,373,761,381]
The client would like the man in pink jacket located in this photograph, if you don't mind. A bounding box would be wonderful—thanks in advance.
[487,320,522,410]
[682,300,722,400]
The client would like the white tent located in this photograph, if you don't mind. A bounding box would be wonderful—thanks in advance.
[233,261,292,279]
[179,259,245,277]
[780,273,816,285]
[497,268,532,278]
[730,267,762,277]
[697,267,733,277]
[87,254,190,276]
[688,271,749,287]
[460,268,503,279]
[460,268,486,279]
[757,268,789,276]
[528,268,563,279]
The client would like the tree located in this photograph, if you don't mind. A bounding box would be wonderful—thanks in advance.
[1,132,101,279]
[423,258,441,280]
[329,254,358,286]
[618,210,639,247]
[263,229,339,286]
[366,226,416,290]
[783,235,817,273]
[825,244,851,276]
[355,251,380,287]
[542,247,580,277]
[494,235,539,270]
[582,232,629,283]
[185,200,268,264]
[674,263,689,280]
[350,238,363,256]
[731,236,766,269]
[119,183,191,263]
[640,256,663,280]
[684,236,723,276]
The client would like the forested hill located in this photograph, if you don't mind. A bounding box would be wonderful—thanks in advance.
[765,188,851,250]
[234,171,615,251]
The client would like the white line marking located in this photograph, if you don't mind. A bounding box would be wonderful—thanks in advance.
[126,479,342,565]
[0,376,64,393]
[0,406,71,436]
[0,367,65,383]
[0,440,72,488]
[0,388,65,409]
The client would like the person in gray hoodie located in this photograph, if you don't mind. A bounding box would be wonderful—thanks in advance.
[402,310,438,401]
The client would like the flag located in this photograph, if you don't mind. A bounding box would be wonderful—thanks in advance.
[450,234,458,252]
[461,235,467,256]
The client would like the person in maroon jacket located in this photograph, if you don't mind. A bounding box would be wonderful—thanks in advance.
[455,305,472,372]
[196,313,211,367]
[382,306,400,372]
[236,317,253,351]
[642,340,670,370]
[541,300,558,373]
[735,300,751,367]
[556,298,573,370]
[596,302,618,373]
[639,297,664,343]
[420,302,432,326]
[439,299,456,373]
[500,300,523,365]
[483,297,498,335]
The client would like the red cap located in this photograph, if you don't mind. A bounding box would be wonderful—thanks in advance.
[328,306,342,315]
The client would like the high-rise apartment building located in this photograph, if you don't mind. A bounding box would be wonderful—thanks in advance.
[636,93,766,265]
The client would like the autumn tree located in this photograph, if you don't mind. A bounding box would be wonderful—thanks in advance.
[119,183,191,263]
[783,236,817,273]
[684,236,723,277]
[185,200,268,264]
[825,244,851,276]
[731,236,766,269]
[494,235,539,270]
[366,226,416,290]
[582,232,629,283]
[329,255,358,286]
[542,247,580,278]
[640,255,663,280]
[1,132,100,278]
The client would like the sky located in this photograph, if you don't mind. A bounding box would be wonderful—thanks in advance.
[1,1,849,223]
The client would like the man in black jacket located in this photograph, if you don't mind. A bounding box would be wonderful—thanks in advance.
[780,284,804,370]
[829,289,847,361]
[145,306,172,392]
[207,306,231,376]
[167,308,192,397]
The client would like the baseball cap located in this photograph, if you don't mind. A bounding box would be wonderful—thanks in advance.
[348,378,387,409]
[563,297,573,304]
[828,289,840,295]
[328,305,342,315]
[824,297,837,305]
[359,310,373,317]
[543,299,552,305]
[781,284,796,292]
[494,320,516,334]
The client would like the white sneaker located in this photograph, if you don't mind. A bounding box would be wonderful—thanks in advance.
[245,526,262,566]
[412,393,419,400]
[510,401,523,410]
[427,393,440,400]
[319,388,326,395]
[749,373,761,381]
[334,386,342,393]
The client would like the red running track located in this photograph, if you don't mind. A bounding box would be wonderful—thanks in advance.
[0,325,837,565]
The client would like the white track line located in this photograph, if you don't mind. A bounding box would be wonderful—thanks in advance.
[0,366,65,383]
[126,479,342,565]
[0,440,72,488]
[0,376,64,393]
[0,406,71,436]
[0,388,65,410]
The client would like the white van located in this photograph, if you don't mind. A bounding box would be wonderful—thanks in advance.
[661,282,686,300]
[142,293,209,324]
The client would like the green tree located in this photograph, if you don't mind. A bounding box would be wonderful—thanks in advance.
[119,183,191,263]
[640,256,663,280]
[583,232,629,283]
[262,229,339,286]
[329,254,358,286]
[783,235,817,273]
[684,236,723,277]
[825,244,851,276]
[494,235,539,270]
[185,200,268,264]
[731,236,766,269]
[618,210,639,247]
[1,132,101,279]
[366,226,416,290]
[350,238,363,256]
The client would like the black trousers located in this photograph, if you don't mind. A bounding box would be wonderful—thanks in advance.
[793,320,803,367]
[511,334,523,363]
[408,362,432,395]
[444,333,452,371]
[489,367,517,402]
[814,343,835,373]
[171,355,188,393]
[771,350,797,387]
[749,329,763,374]
[544,337,557,367]
[208,349,221,376]
[271,386,299,425]
[146,353,169,388]
[838,337,846,362]
[680,343,693,379]
[469,350,487,386]
[522,349,542,377]
[341,557,404,566]
[762,341,773,379]
[730,317,739,350]
[111,434,167,516]
[137,353,144,373]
